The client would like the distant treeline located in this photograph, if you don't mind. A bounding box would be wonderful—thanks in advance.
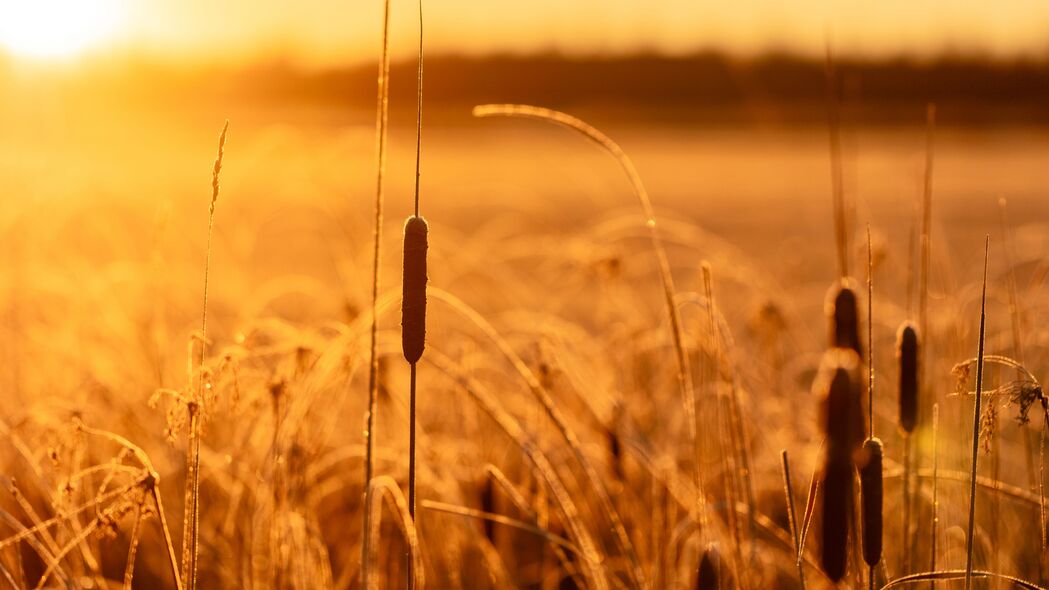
[11,52,1049,124]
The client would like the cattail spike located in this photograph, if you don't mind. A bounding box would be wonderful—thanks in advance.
[827,281,863,356]
[860,437,884,567]
[696,543,726,590]
[897,322,920,434]
[816,348,862,582]
[402,216,429,364]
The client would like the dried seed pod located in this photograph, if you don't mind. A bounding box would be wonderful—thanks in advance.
[826,280,863,356]
[859,437,884,567]
[896,322,920,434]
[401,216,429,364]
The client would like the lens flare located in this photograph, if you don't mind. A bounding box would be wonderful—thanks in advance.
[0,0,126,60]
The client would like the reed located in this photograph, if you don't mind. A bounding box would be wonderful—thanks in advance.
[361,476,424,590]
[401,7,427,588]
[826,280,863,358]
[859,438,883,571]
[183,120,228,590]
[780,450,807,590]
[929,403,940,590]
[364,0,392,491]
[897,323,920,435]
[963,236,991,590]
[817,349,862,582]
[897,320,919,568]
[704,262,755,567]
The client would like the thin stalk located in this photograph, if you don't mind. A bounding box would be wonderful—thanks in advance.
[407,362,418,588]
[364,0,392,489]
[930,404,939,590]
[123,497,145,590]
[780,450,807,590]
[903,436,911,572]
[186,119,228,590]
[868,224,877,590]
[406,3,425,586]
[868,224,874,436]
[153,484,185,590]
[964,236,991,590]
[705,262,754,569]
[919,104,935,362]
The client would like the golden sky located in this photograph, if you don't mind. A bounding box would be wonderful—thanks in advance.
[3,0,1049,65]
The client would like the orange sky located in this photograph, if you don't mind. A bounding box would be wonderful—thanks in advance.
[4,1,1049,65]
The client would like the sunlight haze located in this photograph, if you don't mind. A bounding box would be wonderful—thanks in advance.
[1,0,1047,64]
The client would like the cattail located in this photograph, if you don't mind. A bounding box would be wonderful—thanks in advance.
[479,475,495,543]
[896,322,920,434]
[401,216,429,364]
[696,543,722,590]
[820,455,853,582]
[859,437,884,568]
[816,349,861,582]
[819,349,864,455]
[608,427,623,482]
[826,280,862,356]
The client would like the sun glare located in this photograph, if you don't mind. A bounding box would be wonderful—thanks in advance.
[0,0,126,60]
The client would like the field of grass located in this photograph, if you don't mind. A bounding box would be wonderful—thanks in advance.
[1,44,1049,589]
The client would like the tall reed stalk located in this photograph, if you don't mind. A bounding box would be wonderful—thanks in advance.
[398,5,427,587]
[780,450,806,590]
[364,0,392,490]
[929,403,940,590]
[402,0,426,531]
[964,236,991,590]
[183,120,228,590]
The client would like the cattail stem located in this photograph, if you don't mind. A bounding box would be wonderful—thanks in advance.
[964,236,991,590]
[867,225,874,436]
[404,4,426,581]
[407,362,418,589]
[929,404,940,590]
[780,450,807,590]
[919,104,935,352]
[902,435,911,571]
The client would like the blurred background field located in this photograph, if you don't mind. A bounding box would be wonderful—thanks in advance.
[2,2,1049,588]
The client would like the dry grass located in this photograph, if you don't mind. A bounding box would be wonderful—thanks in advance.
[1,17,1049,590]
